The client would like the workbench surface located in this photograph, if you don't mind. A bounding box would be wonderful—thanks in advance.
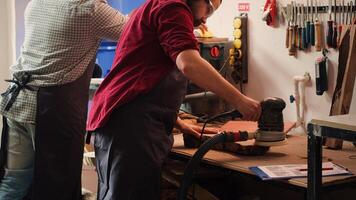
[310,114,356,132]
[171,134,356,188]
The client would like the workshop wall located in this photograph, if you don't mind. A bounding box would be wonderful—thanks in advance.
[8,0,356,133]
[0,0,14,91]
[0,0,15,128]
[207,0,356,132]
[15,0,30,58]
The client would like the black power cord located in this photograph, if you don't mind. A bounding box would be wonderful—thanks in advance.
[200,110,243,144]
[178,110,243,200]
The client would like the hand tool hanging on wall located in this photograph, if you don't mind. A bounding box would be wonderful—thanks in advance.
[348,1,354,24]
[306,0,311,47]
[310,0,316,46]
[293,2,299,51]
[302,4,308,49]
[315,49,329,95]
[332,0,338,48]
[295,3,301,49]
[262,0,277,26]
[338,0,345,46]
[289,2,297,56]
[315,0,323,51]
[297,4,303,49]
[346,2,350,25]
[352,1,355,23]
[350,1,356,24]
[327,0,334,47]
[285,4,292,48]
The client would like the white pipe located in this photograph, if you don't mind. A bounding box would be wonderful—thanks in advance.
[293,72,311,128]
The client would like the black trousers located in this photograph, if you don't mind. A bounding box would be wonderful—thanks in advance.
[94,98,175,200]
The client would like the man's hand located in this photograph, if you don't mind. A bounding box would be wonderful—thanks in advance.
[198,24,208,34]
[235,96,261,121]
[175,117,219,139]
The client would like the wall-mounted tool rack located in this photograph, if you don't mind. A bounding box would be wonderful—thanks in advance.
[283,0,356,53]
[282,6,356,14]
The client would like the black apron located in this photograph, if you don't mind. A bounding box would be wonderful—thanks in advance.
[94,68,187,200]
[31,62,94,200]
[0,60,94,200]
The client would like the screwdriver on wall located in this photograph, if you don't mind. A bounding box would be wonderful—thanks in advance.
[315,0,322,51]
[346,3,351,24]
[305,0,310,46]
[352,1,355,24]
[351,1,354,24]
[310,0,315,46]
[285,4,290,48]
[302,4,308,49]
[289,2,296,56]
[327,0,334,48]
[338,1,344,46]
[298,4,303,50]
[294,2,299,50]
[332,0,338,48]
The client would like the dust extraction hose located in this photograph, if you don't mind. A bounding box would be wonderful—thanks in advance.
[177,131,251,200]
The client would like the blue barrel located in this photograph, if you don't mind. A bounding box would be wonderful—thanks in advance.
[107,0,146,14]
[96,41,117,77]
[96,0,145,77]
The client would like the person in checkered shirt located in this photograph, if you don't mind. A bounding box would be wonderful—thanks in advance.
[0,0,127,199]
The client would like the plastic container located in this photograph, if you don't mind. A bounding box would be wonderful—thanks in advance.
[95,1,146,77]
[95,41,117,77]
[107,0,146,14]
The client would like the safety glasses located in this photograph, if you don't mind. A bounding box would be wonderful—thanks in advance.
[205,0,216,18]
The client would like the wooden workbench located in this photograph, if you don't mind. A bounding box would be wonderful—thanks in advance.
[171,133,356,188]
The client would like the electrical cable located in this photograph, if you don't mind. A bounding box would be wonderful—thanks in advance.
[177,131,249,200]
[199,110,243,144]
[178,132,230,200]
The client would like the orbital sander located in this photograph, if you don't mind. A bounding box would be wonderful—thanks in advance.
[255,97,287,146]
[183,97,287,148]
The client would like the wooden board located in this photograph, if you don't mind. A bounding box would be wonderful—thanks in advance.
[171,134,356,188]
[327,25,356,149]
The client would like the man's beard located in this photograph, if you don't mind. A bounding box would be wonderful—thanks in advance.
[193,19,203,27]
[187,0,202,27]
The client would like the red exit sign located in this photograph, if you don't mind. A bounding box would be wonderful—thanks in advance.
[238,3,250,12]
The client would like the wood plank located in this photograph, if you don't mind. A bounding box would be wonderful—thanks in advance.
[339,26,356,116]
[326,25,356,149]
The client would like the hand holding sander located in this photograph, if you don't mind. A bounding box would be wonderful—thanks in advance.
[183,97,287,148]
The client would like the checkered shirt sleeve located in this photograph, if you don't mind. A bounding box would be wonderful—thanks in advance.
[0,0,127,123]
